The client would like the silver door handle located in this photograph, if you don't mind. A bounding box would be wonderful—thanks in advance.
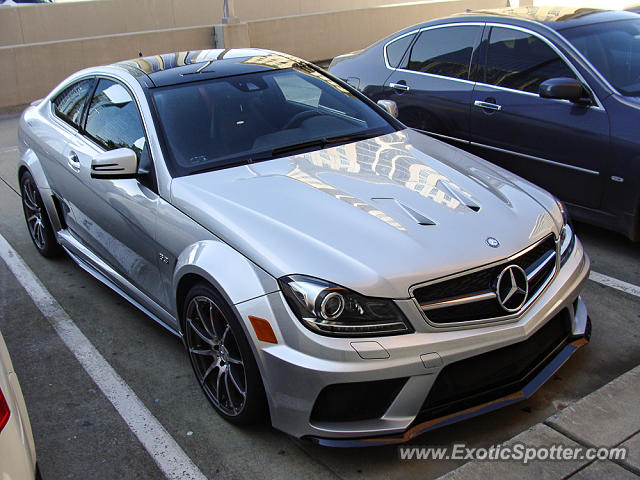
[474,100,502,111]
[389,82,410,91]
[67,152,80,172]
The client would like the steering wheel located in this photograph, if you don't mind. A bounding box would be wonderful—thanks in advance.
[282,110,322,130]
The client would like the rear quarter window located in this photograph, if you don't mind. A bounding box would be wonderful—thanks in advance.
[385,33,416,68]
[52,78,94,129]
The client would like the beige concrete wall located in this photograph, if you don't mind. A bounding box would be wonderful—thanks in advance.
[233,0,442,21]
[0,0,448,47]
[0,0,508,108]
[0,0,223,46]
[243,0,508,61]
[0,26,213,108]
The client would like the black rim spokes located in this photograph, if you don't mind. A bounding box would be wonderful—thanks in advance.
[22,179,45,249]
[186,296,247,415]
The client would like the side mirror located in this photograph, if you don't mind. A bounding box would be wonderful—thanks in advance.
[539,77,590,104]
[90,148,138,179]
[377,99,399,118]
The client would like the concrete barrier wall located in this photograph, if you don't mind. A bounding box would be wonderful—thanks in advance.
[0,0,432,47]
[0,0,508,108]
[244,0,508,62]
[0,26,214,108]
[0,0,223,47]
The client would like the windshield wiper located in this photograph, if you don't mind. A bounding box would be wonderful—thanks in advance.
[188,132,382,175]
[324,131,381,145]
[247,138,328,163]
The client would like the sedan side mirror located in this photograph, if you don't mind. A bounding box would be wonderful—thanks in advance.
[91,148,138,179]
[377,99,399,118]
[539,78,590,104]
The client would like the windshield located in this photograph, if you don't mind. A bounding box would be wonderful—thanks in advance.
[562,19,640,96]
[151,66,395,177]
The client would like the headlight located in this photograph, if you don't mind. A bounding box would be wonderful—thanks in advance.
[279,275,413,337]
[557,200,575,266]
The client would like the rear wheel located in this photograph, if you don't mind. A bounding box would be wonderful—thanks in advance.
[182,283,267,424]
[20,171,61,258]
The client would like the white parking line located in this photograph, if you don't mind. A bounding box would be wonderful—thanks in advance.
[589,271,640,298]
[0,233,207,480]
[0,146,18,154]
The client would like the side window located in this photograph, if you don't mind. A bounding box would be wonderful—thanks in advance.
[52,78,94,129]
[85,79,147,160]
[386,33,416,68]
[486,27,576,94]
[403,26,481,80]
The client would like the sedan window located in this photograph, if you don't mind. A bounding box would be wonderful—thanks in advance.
[562,19,640,96]
[385,33,416,68]
[485,27,575,94]
[85,79,147,160]
[52,78,94,129]
[151,67,395,177]
[403,26,481,80]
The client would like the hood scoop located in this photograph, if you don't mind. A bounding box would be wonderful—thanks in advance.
[437,180,481,212]
[397,202,436,226]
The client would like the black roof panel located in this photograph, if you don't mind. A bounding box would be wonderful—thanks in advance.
[111,49,306,87]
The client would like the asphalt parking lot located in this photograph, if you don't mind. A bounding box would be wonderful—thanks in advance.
[0,107,638,480]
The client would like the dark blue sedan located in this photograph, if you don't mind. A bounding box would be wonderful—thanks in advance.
[329,7,640,240]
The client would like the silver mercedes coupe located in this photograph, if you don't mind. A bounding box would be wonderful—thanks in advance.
[17,48,591,446]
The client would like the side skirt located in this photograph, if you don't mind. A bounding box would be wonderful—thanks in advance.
[56,229,181,337]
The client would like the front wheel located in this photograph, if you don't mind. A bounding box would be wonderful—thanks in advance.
[182,283,267,424]
[20,171,61,258]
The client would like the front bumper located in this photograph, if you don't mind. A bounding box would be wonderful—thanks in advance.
[235,238,591,443]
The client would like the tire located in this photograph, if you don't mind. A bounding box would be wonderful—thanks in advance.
[182,283,268,425]
[20,171,61,258]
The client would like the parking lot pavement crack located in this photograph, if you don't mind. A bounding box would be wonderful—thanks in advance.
[0,174,20,197]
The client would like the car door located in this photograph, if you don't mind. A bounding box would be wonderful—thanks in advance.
[383,23,484,142]
[42,77,96,226]
[469,25,609,209]
[61,78,165,304]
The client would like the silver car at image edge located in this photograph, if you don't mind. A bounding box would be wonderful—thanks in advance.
[16,48,591,446]
[0,331,38,479]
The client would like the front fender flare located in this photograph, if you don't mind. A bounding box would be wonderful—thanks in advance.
[17,149,63,232]
[172,240,279,319]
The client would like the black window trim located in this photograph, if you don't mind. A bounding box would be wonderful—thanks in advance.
[384,22,485,85]
[81,76,148,149]
[80,75,159,192]
[50,76,97,133]
[477,23,604,110]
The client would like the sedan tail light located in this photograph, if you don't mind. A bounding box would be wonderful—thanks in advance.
[0,386,10,434]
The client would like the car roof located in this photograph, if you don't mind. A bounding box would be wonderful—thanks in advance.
[110,48,309,88]
[456,6,637,31]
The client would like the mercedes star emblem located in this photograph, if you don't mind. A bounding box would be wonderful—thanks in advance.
[496,265,529,312]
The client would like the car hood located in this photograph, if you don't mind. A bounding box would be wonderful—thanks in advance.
[170,130,561,298]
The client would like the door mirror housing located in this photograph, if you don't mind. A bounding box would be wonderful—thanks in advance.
[377,99,399,118]
[90,148,138,179]
[539,77,590,104]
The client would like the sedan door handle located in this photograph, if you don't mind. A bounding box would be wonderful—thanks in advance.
[389,82,410,91]
[67,152,80,173]
[474,100,502,111]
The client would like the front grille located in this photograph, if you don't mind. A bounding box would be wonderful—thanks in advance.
[413,235,556,325]
[414,310,572,424]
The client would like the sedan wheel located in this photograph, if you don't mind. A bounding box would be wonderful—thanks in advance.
[183,284,267,424]
[20,171,60,258]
